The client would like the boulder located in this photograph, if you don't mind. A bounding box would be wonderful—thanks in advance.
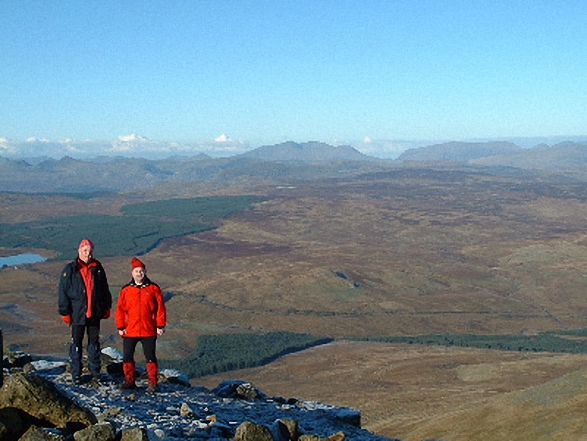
[73,422,116,441]
[276,419,299,441]
[3,351,33,369]
[234,421,274,441]
[212,380,267,399]
[119,427,149,441]
[0,374,97,429]
[19,425,67,440]
[0,407,27,441]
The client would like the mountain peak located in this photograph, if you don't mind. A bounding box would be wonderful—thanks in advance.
[240,141,373,162]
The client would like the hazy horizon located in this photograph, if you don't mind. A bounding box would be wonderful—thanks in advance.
[3,134,587,161]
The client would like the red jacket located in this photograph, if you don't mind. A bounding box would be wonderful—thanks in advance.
[116,277,167,337]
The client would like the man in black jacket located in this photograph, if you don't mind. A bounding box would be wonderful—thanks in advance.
[58,238,112,384]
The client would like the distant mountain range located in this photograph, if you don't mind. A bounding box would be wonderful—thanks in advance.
[4,140,587,193]
[0,142,377,193]
[397,141,523,162]
[397,140,587,169]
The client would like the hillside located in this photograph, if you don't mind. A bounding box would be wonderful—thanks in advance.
[4,164,587,355]
[199,341,587,441]
[4,155,587,439]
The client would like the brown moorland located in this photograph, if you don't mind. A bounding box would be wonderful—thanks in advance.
[3,164,587,440]
[198,340,587,441]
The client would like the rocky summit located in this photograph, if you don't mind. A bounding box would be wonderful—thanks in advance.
[0,349,398,441]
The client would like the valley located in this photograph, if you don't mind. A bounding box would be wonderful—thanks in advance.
[3,161,587,440]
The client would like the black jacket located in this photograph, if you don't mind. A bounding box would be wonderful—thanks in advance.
[58,259,112,325]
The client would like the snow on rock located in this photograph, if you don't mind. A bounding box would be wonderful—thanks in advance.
[7,355,400,441]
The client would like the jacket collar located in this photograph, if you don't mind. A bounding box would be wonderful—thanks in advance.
[129,276,152,288]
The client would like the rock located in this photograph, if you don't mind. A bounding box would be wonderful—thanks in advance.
[160,368,190,386]
[3,351,33,368]
[101,347,124,376]
[270,419,298,441]
[19,425,67,440]
[180,402,197,418]
[1,351,396,441]
[276,419,299,441]
[330,407,361,427]
[299,432,346,441]
[73,422,116,441]
[119,427,150,441]
[0,407,26,440]
[212,380,267,399]
[0,374,97,429]
[234,421,275,441]
[101,346,123,363]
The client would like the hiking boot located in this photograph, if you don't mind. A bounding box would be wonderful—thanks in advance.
[146,383,160,395]
[120,380,136,390]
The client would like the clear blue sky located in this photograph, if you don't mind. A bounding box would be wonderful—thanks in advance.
[1,0,586,146]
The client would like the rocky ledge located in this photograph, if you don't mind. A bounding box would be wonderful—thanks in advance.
[0,349,398,441]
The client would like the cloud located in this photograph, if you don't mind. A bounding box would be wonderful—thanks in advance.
[26,137,50,143]
[117,133,149,143]
[0,134,243,159]
[214,134,230,142]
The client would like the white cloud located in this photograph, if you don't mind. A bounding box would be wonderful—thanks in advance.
[117,133,148,143]
[0,134,252,159]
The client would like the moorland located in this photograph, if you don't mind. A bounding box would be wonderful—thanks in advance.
[3,141,587,440]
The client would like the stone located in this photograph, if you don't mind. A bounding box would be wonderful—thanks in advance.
[119,427,150,441]
[234,421,274,441]
[180,402,198,418]
[212,380,267,399]
[73,422,116,441]
[0,374,97,429]
[19,425,67,441]
[277,419,299,441]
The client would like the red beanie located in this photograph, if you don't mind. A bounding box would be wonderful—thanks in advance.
[79,238,94,249]
[131,257,145,270]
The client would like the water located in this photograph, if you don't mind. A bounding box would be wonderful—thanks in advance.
[0,253,47,267]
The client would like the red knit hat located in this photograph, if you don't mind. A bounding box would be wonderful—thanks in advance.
[131,257,145,270]
[79,238,94,249]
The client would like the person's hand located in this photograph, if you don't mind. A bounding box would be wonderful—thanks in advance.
[103,309,111,319]
[157,327,165,336]
[118,329,126,336]
[61,315,72,325]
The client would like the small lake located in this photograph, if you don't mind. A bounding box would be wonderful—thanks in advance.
[0,253,47,267]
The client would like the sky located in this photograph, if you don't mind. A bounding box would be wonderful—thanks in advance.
[1,0,587,157]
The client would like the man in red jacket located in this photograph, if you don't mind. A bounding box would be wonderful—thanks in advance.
[116,257,167,393]
[58,238,112,385]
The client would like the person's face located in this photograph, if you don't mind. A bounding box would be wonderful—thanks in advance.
[78,245,93,263]
[132,266,145,284]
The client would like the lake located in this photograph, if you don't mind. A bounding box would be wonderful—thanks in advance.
[0,253,47,267]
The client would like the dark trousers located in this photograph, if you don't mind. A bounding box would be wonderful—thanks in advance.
[123,336,157,364]
[70,317,101,377]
